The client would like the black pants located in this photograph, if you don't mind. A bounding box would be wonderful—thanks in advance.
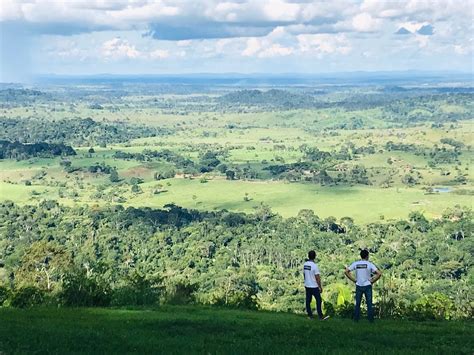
[305,287,323,318]
[354,285,374,322]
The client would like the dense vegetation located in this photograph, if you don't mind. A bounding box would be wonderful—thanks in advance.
[0,117,168,146]
[218,89,320,110]
[0,201,471,320]
[0,79,471,331]
[0,140,76,160]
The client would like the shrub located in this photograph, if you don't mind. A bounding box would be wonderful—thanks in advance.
[164,281,197,305]
[322,301,335,316]
[59,270,111,307]
[0,285,10,306]
[335,301,354,318]
[111,273,162,307]
[411,293,455,320]
[11,286,45,308]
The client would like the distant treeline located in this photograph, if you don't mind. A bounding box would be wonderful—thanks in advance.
[218,89,320,110]
[0,118,170,146]
[0,140,76,160]
[216,89,474,123]
[0,89,52,107]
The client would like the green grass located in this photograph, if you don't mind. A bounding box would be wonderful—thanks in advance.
[0,115,472,223]
[1,176,471,223]
[0,306,471,354]
[129,179,473,223]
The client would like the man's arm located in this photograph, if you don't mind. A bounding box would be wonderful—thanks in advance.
[344,267,356,283]
[370,269,382,284]
[315,274,323,293]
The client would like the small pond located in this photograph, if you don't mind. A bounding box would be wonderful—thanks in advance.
[432,187,453,193]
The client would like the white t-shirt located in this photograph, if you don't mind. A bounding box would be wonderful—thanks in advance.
[348,260,378,286]
[303,260,320,288]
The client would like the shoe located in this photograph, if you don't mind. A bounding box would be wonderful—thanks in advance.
[320,315,330,321]
[308,316,314,320]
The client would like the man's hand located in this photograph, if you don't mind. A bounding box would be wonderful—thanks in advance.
[315,274,323,292]
[344,267,356,284]
[370,270,382,284]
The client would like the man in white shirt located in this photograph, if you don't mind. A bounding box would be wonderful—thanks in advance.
[344,249,382,322]
[303,250,328,320]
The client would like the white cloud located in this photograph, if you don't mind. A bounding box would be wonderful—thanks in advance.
[2,0,473,75]
[149,49,169,59]
[297,34,351,55]
[352,13,381,32]
[453,44,471,55]
[100,37,176,60]
[258,43,293,57]
[242,38,262,57]
[177,40,192,47]
[241,28,294,58]
[262,0,302,22]
[0,0,23,21]
[102,38,141,59]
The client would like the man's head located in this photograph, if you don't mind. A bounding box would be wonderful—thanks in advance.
[360,249,369,260]
[308,250,316,260]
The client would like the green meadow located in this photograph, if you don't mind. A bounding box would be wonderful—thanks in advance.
[1,116,472,223]
[1,87,472,225]
[0,306,472,354]
[131,179,472,222]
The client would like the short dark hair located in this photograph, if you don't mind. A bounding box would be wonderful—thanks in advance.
[308,250,316,260]
[360,249,369,259]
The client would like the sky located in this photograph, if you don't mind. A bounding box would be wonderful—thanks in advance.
[0,0,473,82]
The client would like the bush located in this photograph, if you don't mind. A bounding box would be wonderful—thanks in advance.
[11,286,45,308]
[59,270,111,307]
[0,285,10,306]
[322,301,335,317]
[164,281,197,305]
[335,301,354,318]
[111,273,162,306]
[410,293,455,320]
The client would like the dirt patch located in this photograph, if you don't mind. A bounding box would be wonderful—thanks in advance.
[121,166,153,178]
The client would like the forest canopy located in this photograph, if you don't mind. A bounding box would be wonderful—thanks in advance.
[0,201,471,319]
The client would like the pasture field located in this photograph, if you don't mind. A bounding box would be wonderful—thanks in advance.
[1,117,472,223]
[1,85,472,224]
[0,306,472,354]
[1,167,471,224]
[126,179,473,222]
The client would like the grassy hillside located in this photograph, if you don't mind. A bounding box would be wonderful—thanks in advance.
[0,306,472,354]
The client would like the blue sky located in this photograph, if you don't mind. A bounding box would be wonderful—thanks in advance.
[0,0,473,82]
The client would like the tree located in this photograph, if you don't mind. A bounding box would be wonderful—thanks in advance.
[109,169,120,183]
[131,184,143,194]
[226,170,235,180]
[340,217,354,232]
[199,151,221,172]
[402,174,417,186]
[253,203,274,222]
[16,241,72,291]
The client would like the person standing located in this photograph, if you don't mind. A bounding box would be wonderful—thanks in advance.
[303,250,329,320]
[344,249,382,322]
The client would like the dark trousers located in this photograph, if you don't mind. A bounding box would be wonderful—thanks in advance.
[305,287,323,319]
[354,285,374,322]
